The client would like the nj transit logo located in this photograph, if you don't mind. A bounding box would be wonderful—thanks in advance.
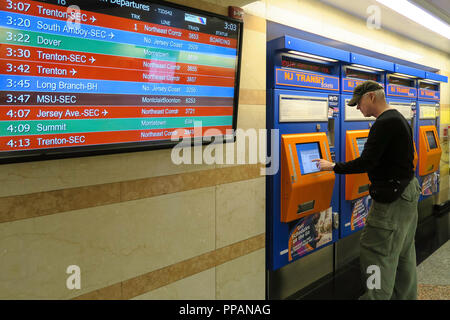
[276,68,339,91]
[343,78,384,92]
[387,84,417,98]
[419,89,440,100]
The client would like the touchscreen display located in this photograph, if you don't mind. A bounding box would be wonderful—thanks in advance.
[296,142,321,175]
[356,137,367,156]
[426,131,437,149]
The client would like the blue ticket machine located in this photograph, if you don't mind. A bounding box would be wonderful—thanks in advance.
[338,53,393,238]
[266,36,350,272]
[416,72,447,201]
[386,65,423,178]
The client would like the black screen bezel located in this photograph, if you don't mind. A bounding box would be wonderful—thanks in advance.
[0,0,243,164]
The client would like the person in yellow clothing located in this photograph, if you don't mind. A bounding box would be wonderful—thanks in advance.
[313,80,421,300]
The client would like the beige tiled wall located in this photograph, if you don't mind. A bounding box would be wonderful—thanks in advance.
[132,269,216,300]
[216,248,266,300]
[216,178,265,248]
[0,188,216,299]
[0,148,213,198]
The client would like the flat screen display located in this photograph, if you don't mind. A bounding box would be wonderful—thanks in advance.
[0,0,242,162]
[281,55,332,74]
[296,142,321,175]
[345,68,378,81]
[356,137,367,156]
[426,131,437,149]
[389,76,413,88]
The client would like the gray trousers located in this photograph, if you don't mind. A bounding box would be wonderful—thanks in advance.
[359,177,421,300]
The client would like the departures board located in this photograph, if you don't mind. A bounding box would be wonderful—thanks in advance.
[0,0,243,162]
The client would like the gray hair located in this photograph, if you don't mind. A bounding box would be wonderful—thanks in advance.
[374,88,386,102]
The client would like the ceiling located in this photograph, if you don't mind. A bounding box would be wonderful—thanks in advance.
[319,0,450,53]
[413,0,450,21]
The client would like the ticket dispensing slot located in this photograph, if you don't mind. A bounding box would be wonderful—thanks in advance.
[281,133,335,223]
[345,130,370,200]
[418,126,441,176]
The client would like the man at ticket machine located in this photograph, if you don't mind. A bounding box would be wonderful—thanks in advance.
[313,81,421,300]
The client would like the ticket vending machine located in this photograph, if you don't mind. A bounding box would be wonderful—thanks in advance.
[416,72,447,202]
[386,64,423,133]
[388,103,418,172]
[385,68,419,171]
[280,133,336,265]
[266,36,350,294]
[339,53,392,238]
[281,133,335,224]
[386,64,424,172]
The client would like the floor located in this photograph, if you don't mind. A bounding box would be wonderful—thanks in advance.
[294,237,450,300]
[417,240,450,300]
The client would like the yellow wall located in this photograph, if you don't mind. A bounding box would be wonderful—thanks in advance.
[0,0,448,300]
